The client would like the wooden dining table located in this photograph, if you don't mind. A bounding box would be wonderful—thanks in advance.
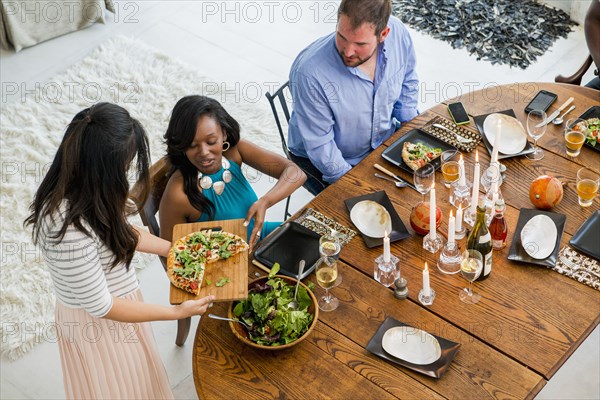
[192,83,600,399]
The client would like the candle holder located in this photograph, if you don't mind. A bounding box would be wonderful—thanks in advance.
[437,242,462,274]
[374,254,399,287]
[394,277,408,299]
[423,231,445,253]
[480,163,504,193]
[449,180,472,209]
[418,288,436,306]
[463,207,477,230]
[455,222,467,240]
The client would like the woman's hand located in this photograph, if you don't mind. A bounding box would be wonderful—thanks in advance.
[244,197,270,248]
[176,295,216,318]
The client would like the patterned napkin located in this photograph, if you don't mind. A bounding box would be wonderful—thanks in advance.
[551,246,600,291]
[421,116,482,152]
[294,208,356,247]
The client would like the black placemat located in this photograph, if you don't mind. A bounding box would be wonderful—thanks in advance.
[344,191,411,248]
[507,208,567,267]
[569,210,600,261]
[253,221,320,279]
[366,317,460,379]
[473,109,534,159]
[381,128,457,173]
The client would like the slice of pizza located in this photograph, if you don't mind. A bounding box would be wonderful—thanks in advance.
[167,230,249,295]
[402,142,443,171]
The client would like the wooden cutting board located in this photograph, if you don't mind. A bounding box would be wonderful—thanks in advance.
[169,219,248,304]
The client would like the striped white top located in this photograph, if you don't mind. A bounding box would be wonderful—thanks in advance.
[40,201,138,318]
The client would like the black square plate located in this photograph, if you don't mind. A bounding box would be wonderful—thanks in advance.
[473,109,535,159]
[344,191,411,248]
[508,208,567,267]
[570,211,600,261]
[574,105,600,152]
[381,129,457,174]
[366,317,461,379]
[253,221,321,279]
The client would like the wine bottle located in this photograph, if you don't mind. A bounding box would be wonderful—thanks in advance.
[466,196,493,281]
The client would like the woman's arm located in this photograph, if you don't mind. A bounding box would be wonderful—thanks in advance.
[159,173,200,242]
[235,140,307,246]
[133,225,171,257]
[104,295,215,322]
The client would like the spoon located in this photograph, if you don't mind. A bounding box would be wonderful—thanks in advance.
[288,260,305,310]
[432,123,473,143]
[552,105,576,125]
[375,173,407,187]
[207,313,251,329]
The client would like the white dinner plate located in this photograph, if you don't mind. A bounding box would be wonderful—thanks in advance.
[381,326,442,365]
[520,214,558,259]
[350,200,392,238]
[483,113,527,155]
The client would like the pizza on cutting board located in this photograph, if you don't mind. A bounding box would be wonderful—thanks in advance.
[167,230,248,295]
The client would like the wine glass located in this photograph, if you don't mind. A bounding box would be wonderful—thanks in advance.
[525,110,547,160]
[459,249,483,304]
[316,256,339,311]
[414,163,435,201]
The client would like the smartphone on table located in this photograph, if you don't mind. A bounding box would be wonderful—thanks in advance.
[524,90,557,113]
[447,102,470,125]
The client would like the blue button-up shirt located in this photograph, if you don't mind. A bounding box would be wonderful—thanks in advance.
[288,16,419,183]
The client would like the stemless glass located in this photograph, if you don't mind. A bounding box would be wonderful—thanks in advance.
[414,163,435,201]
[459,249,483,304]
[441,150,459,188]
[576,167,600,207]
[316,256,339,311]
[565,118,587,134]
[525,110,547,161]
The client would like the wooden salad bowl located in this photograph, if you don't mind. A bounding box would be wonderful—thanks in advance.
[227,275,319,351]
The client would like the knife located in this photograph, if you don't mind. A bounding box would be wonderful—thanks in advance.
[374,163,419,192]
[536,97,574,127]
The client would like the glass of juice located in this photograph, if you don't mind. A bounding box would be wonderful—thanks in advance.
[441,150,459,188]
[576,167,599,207]
[565,129,586,157]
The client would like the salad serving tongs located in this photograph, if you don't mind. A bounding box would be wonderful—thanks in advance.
[207,314,251,329]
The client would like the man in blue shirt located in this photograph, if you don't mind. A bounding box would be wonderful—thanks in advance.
[288,0,419,194]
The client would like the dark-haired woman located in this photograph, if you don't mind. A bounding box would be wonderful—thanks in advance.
[25,103,215,399]
[160,95,306,247]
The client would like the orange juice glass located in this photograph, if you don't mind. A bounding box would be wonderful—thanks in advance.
[576,168,599,207]
[565,130,586,157]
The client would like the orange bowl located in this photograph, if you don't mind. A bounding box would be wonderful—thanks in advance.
[228,275,319,350]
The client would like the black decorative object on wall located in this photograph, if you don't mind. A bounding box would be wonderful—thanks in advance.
[392,0,577,69]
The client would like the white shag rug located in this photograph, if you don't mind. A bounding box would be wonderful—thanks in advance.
[0,35,281,359]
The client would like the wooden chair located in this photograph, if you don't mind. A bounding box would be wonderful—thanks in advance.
[129,156,192,346]
[265,81,324,218]
[555,54,593,86]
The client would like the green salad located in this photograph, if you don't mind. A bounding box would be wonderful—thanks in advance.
[232,264,314,346]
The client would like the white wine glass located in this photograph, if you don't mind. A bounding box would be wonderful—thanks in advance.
[459,249,483,304]
[414,163,435,202]
[525,110,547,161]
[316,256,339,311]
[319,233,342,287]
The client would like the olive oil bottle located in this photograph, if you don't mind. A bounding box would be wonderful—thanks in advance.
[466,197,493,281]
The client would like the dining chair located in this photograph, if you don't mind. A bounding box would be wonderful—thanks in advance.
[265,81,324,219]
[555,54,593,86]
[129,156,192,347]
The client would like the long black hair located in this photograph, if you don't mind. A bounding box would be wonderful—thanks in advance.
[25,102,151,270]
[164,95,241,218]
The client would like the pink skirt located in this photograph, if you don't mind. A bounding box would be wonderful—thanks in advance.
[55,289,174,399]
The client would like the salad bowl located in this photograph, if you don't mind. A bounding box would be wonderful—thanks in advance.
[228,271,319,351]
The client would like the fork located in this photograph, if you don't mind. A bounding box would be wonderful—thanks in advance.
[375,173,407,187]
[432,123,473,144]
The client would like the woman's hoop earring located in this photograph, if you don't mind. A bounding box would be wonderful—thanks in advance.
[222,141,231,152]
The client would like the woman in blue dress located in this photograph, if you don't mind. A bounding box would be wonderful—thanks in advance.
[159,96,306,248]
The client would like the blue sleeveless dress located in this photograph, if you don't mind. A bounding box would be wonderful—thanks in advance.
[195,160,280,240]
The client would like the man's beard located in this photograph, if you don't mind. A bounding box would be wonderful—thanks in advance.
[338,45,378,68]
